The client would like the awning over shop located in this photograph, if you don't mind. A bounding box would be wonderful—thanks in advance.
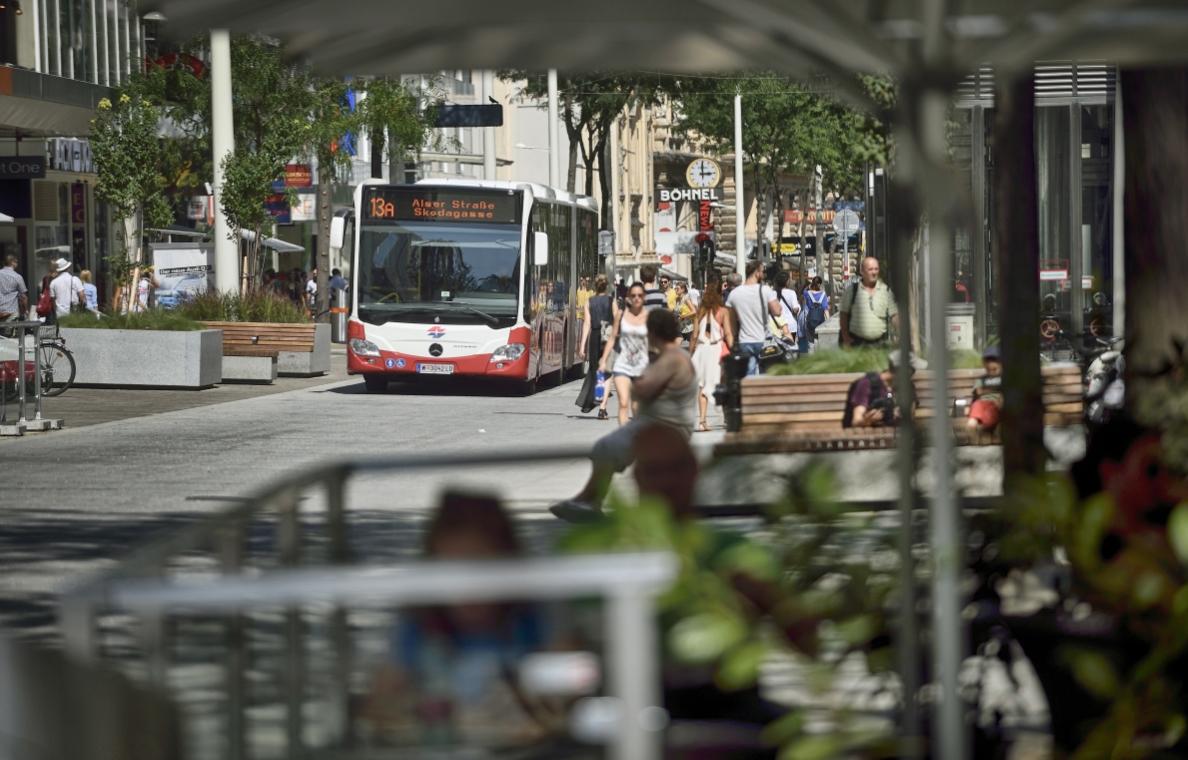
[0,212,14,223]
[240,229,304,253]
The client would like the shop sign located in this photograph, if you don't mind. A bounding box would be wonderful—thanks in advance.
[656,186,722,203]
[784,208,836,225]
[697,200,714,232]
[48,139,95,173]
[271,164,313,190]
[187,196,214,223]
[0,156,46,179]
[71,184,86,224]
[289,191,316,222]
[1040,269,1068,281]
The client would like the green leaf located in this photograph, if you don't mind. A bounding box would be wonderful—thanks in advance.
[1169,503,1188,566]
[713,541,781,581]
[780,734,844,760]
[833,614,878,646]
[761,710,805,746]
[1059,647,1120,700]
[669,612,746,664]
[715,640,769,691]
[1073,492,1115,570]
[1132,571,1167,609]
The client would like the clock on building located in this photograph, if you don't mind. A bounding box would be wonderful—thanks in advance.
[686,158,721,189]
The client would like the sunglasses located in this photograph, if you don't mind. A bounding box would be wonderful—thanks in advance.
[629,293,645,299]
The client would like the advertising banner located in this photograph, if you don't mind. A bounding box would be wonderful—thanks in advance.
[151,244,214,308]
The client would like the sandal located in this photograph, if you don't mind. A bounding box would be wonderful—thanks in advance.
[697,421,710,432]
[597,409,609,420]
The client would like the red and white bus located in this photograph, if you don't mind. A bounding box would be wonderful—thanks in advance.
[340,179,600,393]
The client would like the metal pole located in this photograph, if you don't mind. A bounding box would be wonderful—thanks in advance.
[607,591,661,760]
[53,0,61,76]
[210,30,238,294]
[1112,74,1125,338]
[278,493,304,760]
[31,0,41,73]
[483,70,497,181]
[1069,102,1084,346]
[220,523,246,760]
[734,93,745,276]
[89,0,98,84]
[547,69,560,189]
[33,325,42,421]
[971,105,988,347]
[17,326,26,423]
[923,86,963,760]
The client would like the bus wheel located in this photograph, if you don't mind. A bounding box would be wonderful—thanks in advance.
[363,375,389,393]
[519,376,538,396]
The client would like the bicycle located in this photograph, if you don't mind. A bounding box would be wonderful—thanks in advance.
[36,323,76,397]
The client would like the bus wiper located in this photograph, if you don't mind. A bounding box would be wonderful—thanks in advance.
[440,302,501,327]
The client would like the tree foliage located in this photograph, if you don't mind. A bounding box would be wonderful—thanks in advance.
[358,76,438,179]
[90,92,174,307]
[504,71,661,222]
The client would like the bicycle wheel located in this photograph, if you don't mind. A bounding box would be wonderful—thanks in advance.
[38,341,76,396]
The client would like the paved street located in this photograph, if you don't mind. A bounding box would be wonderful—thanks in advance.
[0,363,667,640]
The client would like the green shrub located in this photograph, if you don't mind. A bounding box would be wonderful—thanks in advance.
[57,309,205,331]
[769,346,985,376]
[176,289,311,324]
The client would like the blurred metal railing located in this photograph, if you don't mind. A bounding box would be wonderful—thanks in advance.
[0,320,58,435]
[61,447,678,760]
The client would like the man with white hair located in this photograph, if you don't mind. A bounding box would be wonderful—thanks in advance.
[48,257,84,319]
[839,256,899,347]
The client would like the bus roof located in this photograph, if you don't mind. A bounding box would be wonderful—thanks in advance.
[413,178,595,210]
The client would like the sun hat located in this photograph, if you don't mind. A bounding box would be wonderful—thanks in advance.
[53,257,71,272]
[982,345,1001,361]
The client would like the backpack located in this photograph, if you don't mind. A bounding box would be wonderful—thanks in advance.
[841,372,882,428]
[806,291,827,331]
[36,276,54,318]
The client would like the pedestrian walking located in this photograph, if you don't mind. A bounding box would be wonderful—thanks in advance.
[49,258,85,319]
[329,268,349,297]
[639,265,666,311]
[674,282,696,343]
[723,272,742,302]
[306,267,319,312]
[551,309,698,522]
[725,261,782,375]
[599,282,650,425]
[133,267,160,312]
[689,278,733,431]
[615,276,628,303]
[773,270,800,357]
[79,270,98,311]
[839,256,899,348]
[576,274,617,419]
[804,276,830,352]
[0,254,28,322]
[660,274,677,309]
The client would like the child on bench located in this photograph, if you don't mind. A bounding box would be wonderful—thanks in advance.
[967,345,1003,431]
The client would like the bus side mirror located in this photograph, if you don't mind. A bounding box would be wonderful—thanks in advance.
[533,232,549,266]
[330,216,346,251]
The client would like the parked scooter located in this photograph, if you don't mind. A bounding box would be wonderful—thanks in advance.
[1083,337,1125,425]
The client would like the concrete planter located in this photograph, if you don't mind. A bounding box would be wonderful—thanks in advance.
[60,328,222,389]
[278,323,331,377]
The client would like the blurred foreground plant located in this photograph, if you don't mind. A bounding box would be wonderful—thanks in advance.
[563,461,899,759]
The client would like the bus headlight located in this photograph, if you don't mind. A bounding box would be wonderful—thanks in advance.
[349,338,381,357]
[491,343,526,362]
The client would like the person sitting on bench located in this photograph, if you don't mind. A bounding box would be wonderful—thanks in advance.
[843,351,921,428]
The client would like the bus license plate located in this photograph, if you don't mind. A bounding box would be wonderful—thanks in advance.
[416,363,454,374]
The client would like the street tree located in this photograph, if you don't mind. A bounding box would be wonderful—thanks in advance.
[90,93,174,310]
[357,76,439,180]
[669,72,869,262]
[217,36,312,291]
[304,77,361,321]
[504,71,661,222]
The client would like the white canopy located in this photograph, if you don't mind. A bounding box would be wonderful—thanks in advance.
[240,228,304,253]
[0,212,13,223]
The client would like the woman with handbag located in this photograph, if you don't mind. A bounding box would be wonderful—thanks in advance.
[674,282,696,345]
[600,282,649,425]
[575,275,617,418]
[689,278,733,431]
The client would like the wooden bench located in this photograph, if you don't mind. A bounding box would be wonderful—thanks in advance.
[715,364,1083,455]
[203,322,319,384]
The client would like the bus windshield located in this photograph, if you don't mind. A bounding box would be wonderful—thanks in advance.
[356,221,521,327]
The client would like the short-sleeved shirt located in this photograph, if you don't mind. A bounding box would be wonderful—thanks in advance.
[643,288,666,311]
[83,283,98,309]
[839,280,898,341]
[726,283,779,344]
[665,289,678,309]
[0,266,27,314]
[975,374,1003,406]
[576,287,592,317]
[846,373,892,427]
[50,273,83,316]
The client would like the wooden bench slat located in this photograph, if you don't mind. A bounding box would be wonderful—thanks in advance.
[224,347,280,358]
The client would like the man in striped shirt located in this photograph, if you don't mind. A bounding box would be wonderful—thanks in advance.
[639,264,667,311]
[840,256,899,347]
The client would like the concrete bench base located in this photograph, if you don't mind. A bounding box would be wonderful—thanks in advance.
[278,324,331,377]
[222,354,278,384]
[61,328,222,390]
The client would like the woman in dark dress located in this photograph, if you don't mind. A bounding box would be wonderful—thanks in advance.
[575,274,617,417]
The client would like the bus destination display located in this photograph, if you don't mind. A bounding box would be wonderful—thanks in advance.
[364,188,520,225]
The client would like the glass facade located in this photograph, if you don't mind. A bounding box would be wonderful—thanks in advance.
[949,64,1119,348]
[37,0,139,85]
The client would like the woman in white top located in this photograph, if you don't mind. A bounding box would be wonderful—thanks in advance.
[772,270,800,351]
[688,277,733,431]
[599,282,650,425]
